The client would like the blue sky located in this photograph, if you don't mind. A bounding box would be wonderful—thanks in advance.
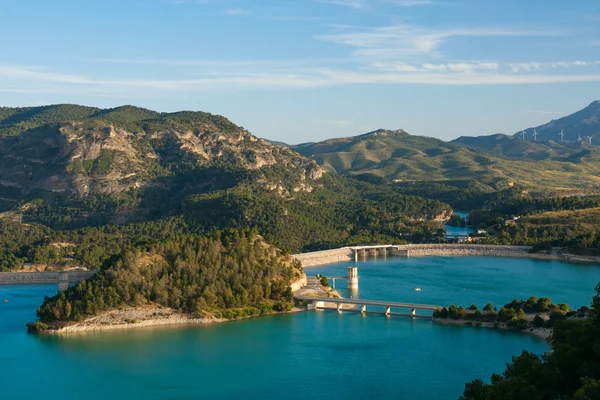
[1,0,599,143]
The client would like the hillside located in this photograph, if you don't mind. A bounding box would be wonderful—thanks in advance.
[452,133,600,162]
[0,104,454,269]
[294,129,600,197]
[0,104,322,199]
[513,100,600,142]
[27,230,303,332]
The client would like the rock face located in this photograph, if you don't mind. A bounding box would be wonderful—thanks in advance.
[0,105,324,196]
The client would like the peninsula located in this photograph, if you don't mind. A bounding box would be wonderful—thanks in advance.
[26,230,304,334]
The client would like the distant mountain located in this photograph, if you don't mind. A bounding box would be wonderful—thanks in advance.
[514,101,600,143]
[262,139,290,147]
[294,128,600,196]
[452,133,600,162]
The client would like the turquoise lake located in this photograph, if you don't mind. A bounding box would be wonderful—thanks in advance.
[2,256,600,400]
[444,211,475,237]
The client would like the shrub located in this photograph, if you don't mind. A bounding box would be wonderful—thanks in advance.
[26,321,49,333]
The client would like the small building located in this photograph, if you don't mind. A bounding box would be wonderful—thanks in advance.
[505,220,517,227]
[468,236,486,242]
[477,229,487,234]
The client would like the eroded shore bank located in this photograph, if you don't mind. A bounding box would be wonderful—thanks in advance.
[293,244,600,268]
[49,307,225,333]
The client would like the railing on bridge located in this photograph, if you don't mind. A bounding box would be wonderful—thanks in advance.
[296,295,442,319]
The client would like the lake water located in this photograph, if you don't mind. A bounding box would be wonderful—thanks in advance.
[444,211,474,237]
[2,257,600,400]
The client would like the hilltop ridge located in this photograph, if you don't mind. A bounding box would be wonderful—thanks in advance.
[0,104,323,198]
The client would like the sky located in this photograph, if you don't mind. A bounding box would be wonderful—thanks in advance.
[0,0,599,144]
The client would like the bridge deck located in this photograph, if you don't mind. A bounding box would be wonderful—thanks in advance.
[295,296,442,310]
[317,307,433,318]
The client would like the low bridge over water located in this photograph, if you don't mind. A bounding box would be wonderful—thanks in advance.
[296,295,442,319]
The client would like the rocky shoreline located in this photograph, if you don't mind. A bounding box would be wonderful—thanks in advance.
[48,307,224,334]
[41,305,312,334]
[433,318,552,341]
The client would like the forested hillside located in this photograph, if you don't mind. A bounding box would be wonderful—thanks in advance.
[461,282,600,399]
[293,103,600,197]
[28,230,302,331]
[0,105,453,271]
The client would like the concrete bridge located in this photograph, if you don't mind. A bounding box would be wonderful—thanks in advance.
[296,295,442,319]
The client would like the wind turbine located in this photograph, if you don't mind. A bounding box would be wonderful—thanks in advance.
[559,129,565,141]
[486,125,492,135]
[585,136,592,145]
[520,130,527,139]
[532,128,538,141]
[577,134,583,142]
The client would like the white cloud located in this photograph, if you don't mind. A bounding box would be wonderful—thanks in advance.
[3,61,600,95]
[317,25,560,59]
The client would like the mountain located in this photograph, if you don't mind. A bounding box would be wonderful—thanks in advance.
[294,128,600,197]
[0,104,453,260]
[513,100,600,142]
[0,104,322,198]
[293,129,469,179]
[452,133,600,162]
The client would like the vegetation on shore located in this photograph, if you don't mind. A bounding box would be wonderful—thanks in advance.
[459,282,600,400]
[26,229,300,333]
[0,177,450,272]
[433,296,586,331]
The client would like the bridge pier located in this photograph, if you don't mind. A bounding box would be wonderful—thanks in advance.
[385,306,391,316]
[361,305,366,314]
[337,303,343,313]
[411,309,416,318]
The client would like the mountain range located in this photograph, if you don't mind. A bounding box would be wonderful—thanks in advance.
[514,100,600,142]
[292,101,600,196]
[0,104,452,253]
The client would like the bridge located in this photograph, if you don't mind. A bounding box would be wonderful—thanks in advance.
[296,295,442,319]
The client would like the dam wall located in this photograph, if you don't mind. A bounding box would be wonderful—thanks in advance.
[292,244,560,268]
[0,270,97,285]
[393,244,532,258]
[293,247,354,268]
